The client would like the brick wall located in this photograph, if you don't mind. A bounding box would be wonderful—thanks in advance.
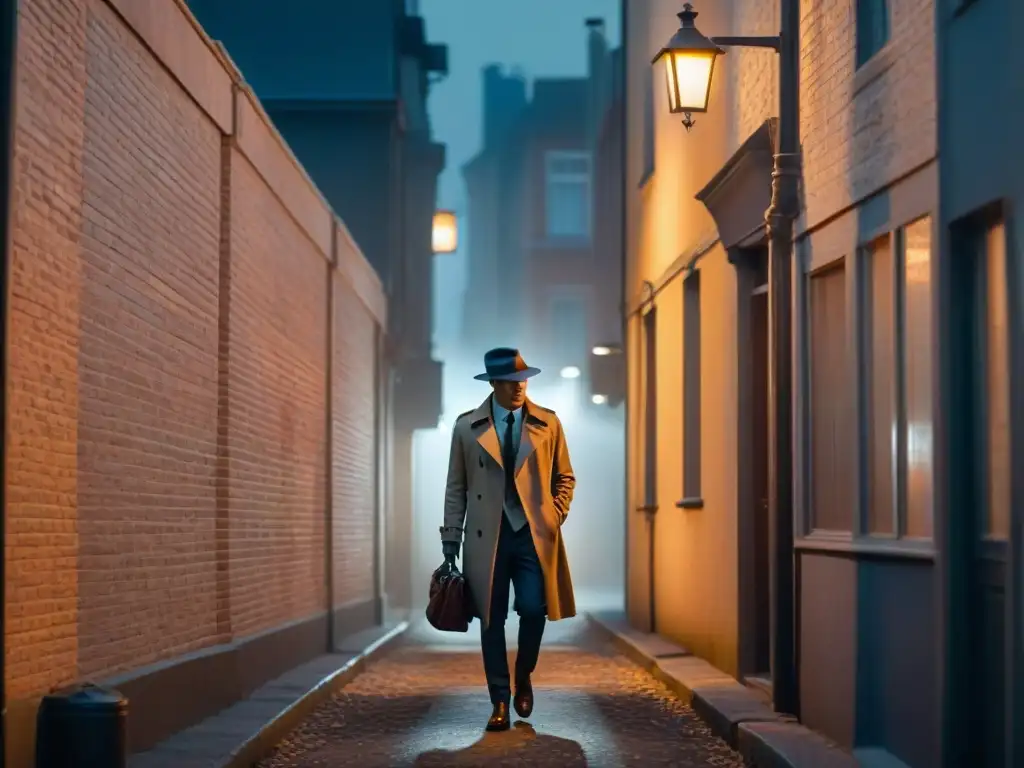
[76,0,223,679]
[6,0,87,704]
[730,0,936,230]
[225,147,329,640]
[8,0,388,711]
[331,265,380,610]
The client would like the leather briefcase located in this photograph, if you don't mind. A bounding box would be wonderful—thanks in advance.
[425,560,473,633]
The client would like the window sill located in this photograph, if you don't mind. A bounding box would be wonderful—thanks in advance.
[796,532,935,561]
[675,497,704,510]
[853,41,897,97]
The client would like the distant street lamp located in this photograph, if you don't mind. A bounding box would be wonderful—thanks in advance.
[653,1,801,717]
[432,210,458,254]
[591,394,608,405]
[591,344,622,356]
[559,366,582,380]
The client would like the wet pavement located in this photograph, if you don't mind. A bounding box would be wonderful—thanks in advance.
[256,616,745,767]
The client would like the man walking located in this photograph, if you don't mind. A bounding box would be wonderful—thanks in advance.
[440,347,577,731]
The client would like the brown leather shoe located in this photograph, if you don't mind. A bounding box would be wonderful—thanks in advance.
[486,701,511,731]
[513,677,534,718]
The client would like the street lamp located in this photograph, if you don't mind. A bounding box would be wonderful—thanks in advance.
[559,366,582,380]
[651,5,724,131]
[652,1,801,718]
[432,210,458,254]
[591,344,622,356]
[591,394,608,405]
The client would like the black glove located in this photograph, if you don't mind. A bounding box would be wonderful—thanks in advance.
[442,541,460,566]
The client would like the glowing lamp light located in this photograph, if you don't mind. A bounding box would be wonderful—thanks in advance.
[432,210,458,254]
[592,394,608,405]
[651,4,725,131]
[592,345,612,356]
[560,366,582,380]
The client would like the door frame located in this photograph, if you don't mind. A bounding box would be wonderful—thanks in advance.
[732,244,773,679]
[940,200,1023,766]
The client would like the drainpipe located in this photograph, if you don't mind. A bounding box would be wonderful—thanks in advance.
[619,0,630,623]
[0,0,19,750]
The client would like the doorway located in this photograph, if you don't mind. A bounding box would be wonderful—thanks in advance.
[949,206,1011,767]
[737,247,772,693]
[749,284,771,683]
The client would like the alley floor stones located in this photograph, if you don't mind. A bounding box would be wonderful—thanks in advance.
[256,616,745,767]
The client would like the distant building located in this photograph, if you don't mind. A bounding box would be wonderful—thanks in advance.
[461,20,624,408]
[188,0,448,611]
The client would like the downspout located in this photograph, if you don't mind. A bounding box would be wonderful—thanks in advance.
[0,0,19,749]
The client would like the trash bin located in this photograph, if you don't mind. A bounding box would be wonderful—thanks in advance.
[35,682,127,768]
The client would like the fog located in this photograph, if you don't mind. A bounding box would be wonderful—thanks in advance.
[411,357,625,612]
[409,0,626,614]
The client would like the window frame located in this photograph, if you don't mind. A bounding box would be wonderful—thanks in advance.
[678,270,703,508]
[798,214,938,560]
[545,286,591,374]
[858,234,900,538]
[855,0,891,69]
[543,149,593,242]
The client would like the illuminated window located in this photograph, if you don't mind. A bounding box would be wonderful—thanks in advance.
[857,217,934,539]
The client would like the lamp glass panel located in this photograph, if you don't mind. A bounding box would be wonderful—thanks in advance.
[668,50,715,112]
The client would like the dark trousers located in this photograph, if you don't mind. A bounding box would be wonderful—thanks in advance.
[481,516,547,705]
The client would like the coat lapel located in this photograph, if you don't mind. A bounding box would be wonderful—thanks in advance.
[471,395,550,474]
[515,399,549,475]
[470,396,503,469]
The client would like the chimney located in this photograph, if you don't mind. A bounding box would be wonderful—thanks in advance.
[482,64,527,148]
[586,17,608,80]
[585,18,610,142]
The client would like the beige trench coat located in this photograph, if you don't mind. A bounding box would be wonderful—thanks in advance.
[441,395,576,628]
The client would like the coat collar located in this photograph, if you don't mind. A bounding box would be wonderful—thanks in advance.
[469,395,550,474]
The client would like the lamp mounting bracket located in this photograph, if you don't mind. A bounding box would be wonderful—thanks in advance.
[710,35,782,52]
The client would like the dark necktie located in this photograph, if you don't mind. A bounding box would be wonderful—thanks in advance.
[502,413,517,501]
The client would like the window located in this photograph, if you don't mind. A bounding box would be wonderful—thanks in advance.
[856,0,890,67]
[808,262,854,532]
[858,217,934,539]
[549,294,588,370]
[682,271,701,501]
[862,236,896,535]
[640,66,655,184]
[902,218,934,538]
[643,307,658,509]
[545,151,592,240]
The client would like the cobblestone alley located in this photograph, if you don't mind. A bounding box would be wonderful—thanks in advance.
[255,617,744,767]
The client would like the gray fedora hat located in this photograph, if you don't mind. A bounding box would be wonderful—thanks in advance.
[474,347,541,382]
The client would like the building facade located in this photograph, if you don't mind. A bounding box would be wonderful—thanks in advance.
[624,0,944,765]
[461,20,624,408]
[936,0,1023,765]
[5,0,393,764]
[188,0,448,612]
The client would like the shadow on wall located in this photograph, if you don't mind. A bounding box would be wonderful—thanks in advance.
[410,357,625,612]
